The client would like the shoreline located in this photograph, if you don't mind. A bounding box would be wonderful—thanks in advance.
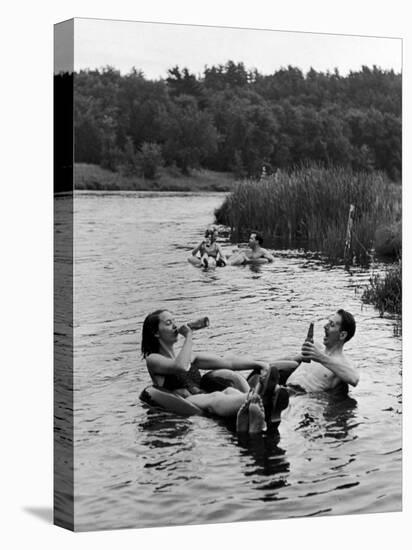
[74,163,238,192]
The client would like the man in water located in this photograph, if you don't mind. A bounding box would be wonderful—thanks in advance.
[229,232,275,265]
[281,309,359,393]
[209,309,358,431]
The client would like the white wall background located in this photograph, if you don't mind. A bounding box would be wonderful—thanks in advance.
[1,1,409,548]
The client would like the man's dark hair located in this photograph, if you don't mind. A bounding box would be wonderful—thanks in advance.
[337,309,356,342]
[252,232,264,245]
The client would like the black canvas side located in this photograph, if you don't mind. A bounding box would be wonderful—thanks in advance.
[53,18,74,531]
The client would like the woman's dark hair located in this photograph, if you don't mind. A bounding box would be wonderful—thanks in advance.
[141,309,168,358]
[204,228,217,241]
[337,309,356,342]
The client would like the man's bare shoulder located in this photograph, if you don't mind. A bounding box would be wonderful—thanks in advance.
[330,349,356,367]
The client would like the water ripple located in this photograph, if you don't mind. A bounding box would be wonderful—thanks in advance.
[64,191,402,531]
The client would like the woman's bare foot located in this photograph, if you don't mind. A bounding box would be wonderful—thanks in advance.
[236,398,250,433]
[248,394,267,434]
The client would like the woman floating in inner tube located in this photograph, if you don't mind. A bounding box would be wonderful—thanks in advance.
[188,228,227,269]
[141,309,289,434]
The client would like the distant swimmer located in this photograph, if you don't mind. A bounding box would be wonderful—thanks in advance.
[229,232,275,265]
[188,227,227,268]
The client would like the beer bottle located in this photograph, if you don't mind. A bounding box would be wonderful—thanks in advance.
[187,317,210,331]
[301,322,314,363]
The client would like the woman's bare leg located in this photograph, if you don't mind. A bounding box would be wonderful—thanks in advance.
[187,256,202,267]
[187,390,247,417]
[201,368,250,393]
[194,353,269,379]
[269,360,300,385]
[200,252,209,268]
[187,389,269,434]
[223,386,244,395]
[207,257,216,268]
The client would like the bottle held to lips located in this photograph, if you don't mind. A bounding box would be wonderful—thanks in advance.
[187,317,210,331]
[301,322,314,363]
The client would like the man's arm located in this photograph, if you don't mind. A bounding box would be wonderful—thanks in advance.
[261,248,275,262]
[228,251,248,265]
[302,342,359,386]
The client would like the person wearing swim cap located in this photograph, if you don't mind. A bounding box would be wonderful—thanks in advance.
[141,309,289,433]
[229,232,275,265]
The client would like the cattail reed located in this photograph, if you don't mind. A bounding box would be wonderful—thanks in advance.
[215,164,399,265]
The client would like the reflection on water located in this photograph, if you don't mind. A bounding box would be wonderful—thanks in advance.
[67,191,401,531]
[293,394,358,443]
[236,433,289,483]
[139,410,194,449]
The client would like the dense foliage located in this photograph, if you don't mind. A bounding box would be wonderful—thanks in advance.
[67,63,401,179]
[214,165,400,264]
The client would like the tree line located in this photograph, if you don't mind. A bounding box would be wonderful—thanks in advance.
[70,62,401,180]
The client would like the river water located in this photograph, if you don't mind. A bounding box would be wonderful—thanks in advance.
[65,191,401,530]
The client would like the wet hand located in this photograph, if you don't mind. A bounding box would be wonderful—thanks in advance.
[177,323,192,337]
[301,341,323,362]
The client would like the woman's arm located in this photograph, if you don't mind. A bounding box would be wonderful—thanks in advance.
[275,353,303,364]
[147,328,193,375]
[261,248,275,262]
[216,244,227,263]
[191,242,204,256]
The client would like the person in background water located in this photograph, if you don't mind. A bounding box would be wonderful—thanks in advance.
[141,309,289,433]
[229,232,275,265]
[189,228,227,268]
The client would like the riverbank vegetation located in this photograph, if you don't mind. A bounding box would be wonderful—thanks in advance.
[362,260,402,315]
[62,63,401,187]
[214,165,401,265]
[75,163,236,192]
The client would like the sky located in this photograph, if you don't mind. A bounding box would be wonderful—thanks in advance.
[67,17,402,78]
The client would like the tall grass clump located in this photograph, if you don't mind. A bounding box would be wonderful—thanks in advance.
[362,260,402,316]
[215,164,398,264]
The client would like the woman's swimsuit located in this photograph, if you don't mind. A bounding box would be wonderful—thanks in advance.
[201,242,226,266]
[204,242,218,258]
[161,364,204,395]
